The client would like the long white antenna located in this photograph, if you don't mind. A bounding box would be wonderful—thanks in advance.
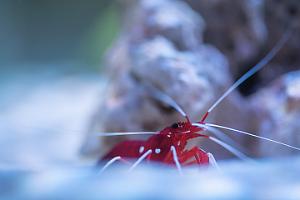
[192,123,246,152]
[205,123,300,151]
[207,29,291,114]
[95,131,157,137]
[209,136,251,161]
[193,123,251,161]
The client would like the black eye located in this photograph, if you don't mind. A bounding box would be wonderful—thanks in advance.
[171,123,179,129]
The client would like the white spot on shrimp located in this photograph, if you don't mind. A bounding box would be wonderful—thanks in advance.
[139,146,145,154]
[182,131,190,134]
[155,148,161,154]
[167,135,171,138]
[177,141,180,146]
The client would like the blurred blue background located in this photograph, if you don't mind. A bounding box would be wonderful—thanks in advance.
[0,0,122,169]
[0,0,121,73]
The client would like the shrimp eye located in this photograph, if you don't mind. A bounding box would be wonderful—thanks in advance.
[171,123,179,129]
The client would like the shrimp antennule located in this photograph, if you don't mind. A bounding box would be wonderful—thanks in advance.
[208,136,252,161]
[193,123,251,161]
[145,84,242,151]
[205,123,300,151]
[197,123,247,153]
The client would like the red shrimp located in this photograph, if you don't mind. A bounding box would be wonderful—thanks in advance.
[98,29,300,173]
[101,121,210,166]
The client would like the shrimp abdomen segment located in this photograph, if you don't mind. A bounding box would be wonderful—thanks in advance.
[163,147,209,165]
[101,140,146,160]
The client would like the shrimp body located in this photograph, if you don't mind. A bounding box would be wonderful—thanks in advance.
[101,121,209,165]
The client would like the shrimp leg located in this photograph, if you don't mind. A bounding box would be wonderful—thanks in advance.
[99,156,133,174]
[170,146,182,174]
[179,147,209,165]
[128,149,152,172]
[207,153,220,170]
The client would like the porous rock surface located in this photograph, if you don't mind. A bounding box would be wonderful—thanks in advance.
[186,0,300,89]
[261,0,300,84]
[82,0,300,160]
[251,70,300,157]
[185,0,267,78]
[81,0,251,159]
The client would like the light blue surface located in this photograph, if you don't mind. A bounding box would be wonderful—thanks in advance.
[1,157,300,200]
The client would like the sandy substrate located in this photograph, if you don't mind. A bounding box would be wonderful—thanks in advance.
[1,157,300,199]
